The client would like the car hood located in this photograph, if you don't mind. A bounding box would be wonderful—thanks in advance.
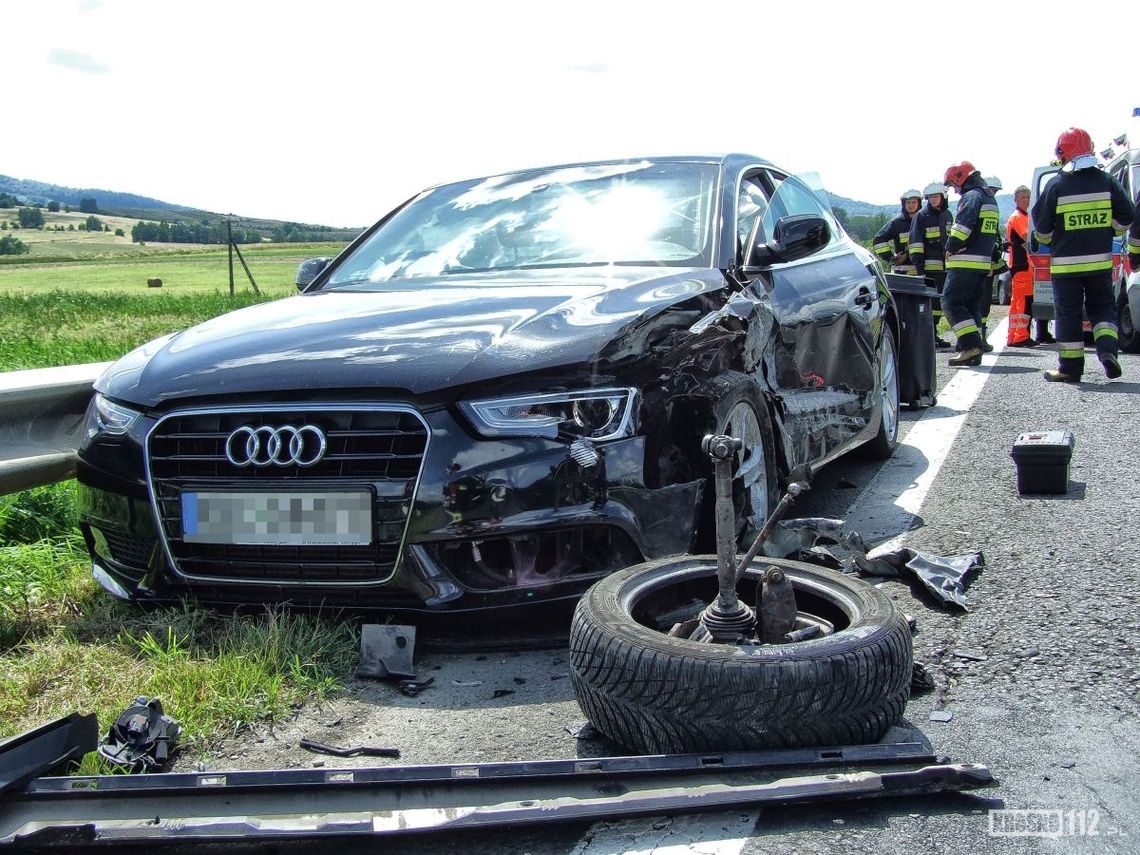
[97,268,724,407]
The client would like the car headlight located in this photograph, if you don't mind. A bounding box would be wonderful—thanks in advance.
[459,388,639,441]
[85,393,141,440]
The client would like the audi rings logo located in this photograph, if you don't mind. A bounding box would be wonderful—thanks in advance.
[225,425,328,468]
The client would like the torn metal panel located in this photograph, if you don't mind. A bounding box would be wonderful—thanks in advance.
[1,747,994,847]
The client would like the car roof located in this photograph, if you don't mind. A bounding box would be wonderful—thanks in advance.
[425,154,775,189]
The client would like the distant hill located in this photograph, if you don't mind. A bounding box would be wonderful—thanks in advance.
[827,190,1016,225]
[0,174,194,214]
[825,192,896,217]
[0,173,360,242]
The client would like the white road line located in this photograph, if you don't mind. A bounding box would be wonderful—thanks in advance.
[842,317,1008,550]
[572,319,1008,855]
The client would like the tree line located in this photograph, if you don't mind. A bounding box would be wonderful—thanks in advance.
[831,207,890,245]
[131,219,339,245]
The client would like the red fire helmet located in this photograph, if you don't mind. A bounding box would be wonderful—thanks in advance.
[1054,127,1094,164]
[943,161,976,189]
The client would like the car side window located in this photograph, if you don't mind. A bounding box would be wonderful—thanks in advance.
[736,176,771,257]
[767,173,836,242]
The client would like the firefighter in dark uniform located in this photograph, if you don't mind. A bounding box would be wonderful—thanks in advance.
[941,161,1000,366]
[908,182,953,347]
[1031,127,1134,382]
[978,176,1009,352]
[873,189,922,274]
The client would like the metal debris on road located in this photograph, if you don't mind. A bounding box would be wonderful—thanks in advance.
[355,625,417,679]
[953,649,988,662]
[929,710,954,723]
[299,738,400,759]
[397,676,434,697]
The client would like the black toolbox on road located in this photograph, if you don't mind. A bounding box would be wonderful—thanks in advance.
[885,273,937,408]
[1011,431,1075,494]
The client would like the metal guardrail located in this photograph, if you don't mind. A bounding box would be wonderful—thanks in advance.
[0,363,111,496]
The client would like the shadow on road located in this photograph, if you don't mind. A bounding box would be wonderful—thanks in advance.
[1016,479,1086,501]
[1074,381,1140,395]
[984,365,1042,376]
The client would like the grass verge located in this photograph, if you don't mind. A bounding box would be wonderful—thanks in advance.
[0,534,357,772]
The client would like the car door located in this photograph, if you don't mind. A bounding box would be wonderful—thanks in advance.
[743,170,879,467]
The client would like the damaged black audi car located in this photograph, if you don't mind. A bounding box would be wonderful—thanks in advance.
[76,155,900,616]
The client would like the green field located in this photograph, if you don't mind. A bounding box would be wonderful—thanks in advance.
[1,235,360,765]
[0,241,346,370]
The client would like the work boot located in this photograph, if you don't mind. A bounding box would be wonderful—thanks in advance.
[1037,330,1056,344]
[934,336,952,349]
[1043,369,1080,383]
[979,325,994,352]
[1008,339,1037,348]
[1102,354,1123,380]
[948,347,983,367]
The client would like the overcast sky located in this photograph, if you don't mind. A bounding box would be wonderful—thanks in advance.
[8,0,1137,227]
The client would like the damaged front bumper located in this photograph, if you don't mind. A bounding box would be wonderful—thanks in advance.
[77,407,704,615]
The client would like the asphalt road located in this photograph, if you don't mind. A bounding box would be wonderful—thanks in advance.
[178,309,1139,854]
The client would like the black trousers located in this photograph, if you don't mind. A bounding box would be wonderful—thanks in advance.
[1053,272,1117,376]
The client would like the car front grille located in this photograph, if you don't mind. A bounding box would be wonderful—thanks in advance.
[147,406,429,585]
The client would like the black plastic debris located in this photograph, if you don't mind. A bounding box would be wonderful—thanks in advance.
[397,676,434,697]
[759,519,982,610]
[97,696,179,772]
[356,625,417,679]
[299,738,400,759]
[492,689,515,699]
[911,662,936,694]
[855,547,983,610]
[565,720,599,740]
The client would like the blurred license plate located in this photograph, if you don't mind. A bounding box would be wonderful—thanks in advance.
[181,491,372,545]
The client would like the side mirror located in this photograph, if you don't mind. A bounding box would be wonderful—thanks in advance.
[296,257,332,290]
[744,214,831,271]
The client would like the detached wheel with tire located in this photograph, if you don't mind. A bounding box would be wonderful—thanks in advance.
[569,556,912,755]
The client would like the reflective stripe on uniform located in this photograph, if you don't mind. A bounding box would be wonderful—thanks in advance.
[925,227,941,238]
[1093,322,1118,340]
[950,224,972,241]
[1051,252,1113,274]
[946,253,991,270]
[1056,191,1111,206]
[1035,231,1053,245]
[952,319,979,338]
[1058,344,1084,359]
[925,260,945,271]
[910,242,925,255]
[1128,236,1140,253]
